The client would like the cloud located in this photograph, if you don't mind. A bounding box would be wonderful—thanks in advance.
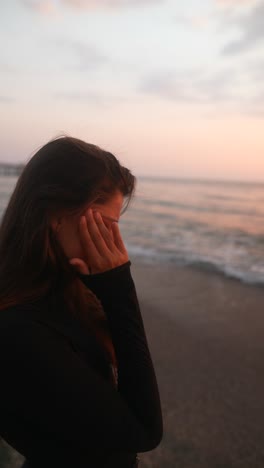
[0,97,16,103]
[141,71,198,102]
[54,91,128,106]
[22,0,163,13]
[242,88,264,116]
[22,0,58,15]
[139,66,264,118]
[52,39,109,70]
[0,64,17,74]
[216,0,257,5]
[173,13,211,30]
[140,68,237,104]
[247,59,264,81]
[221,1,264,54]
[64,0,162,6]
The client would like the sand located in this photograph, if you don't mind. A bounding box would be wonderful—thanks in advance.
[130,260,264,468]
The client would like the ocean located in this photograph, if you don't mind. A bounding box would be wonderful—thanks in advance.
[1,175,264,286]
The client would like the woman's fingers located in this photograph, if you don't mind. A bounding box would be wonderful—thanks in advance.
[111,221,128,254]
[69,258,90,275]
[90,210,127,256]
[92,211,115,251]
[84,209,112,255]
[78,215,99,259]
[73,208,129,275]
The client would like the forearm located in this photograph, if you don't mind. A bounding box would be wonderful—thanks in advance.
[79,261,163,446]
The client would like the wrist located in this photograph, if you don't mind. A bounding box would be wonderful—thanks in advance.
[78,260,134,300]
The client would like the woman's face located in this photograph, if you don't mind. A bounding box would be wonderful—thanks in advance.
[52,191,124,260]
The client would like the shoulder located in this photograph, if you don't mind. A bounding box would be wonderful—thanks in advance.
[0,303,33,332]
[0,301,66,354]
[0,303,76,398]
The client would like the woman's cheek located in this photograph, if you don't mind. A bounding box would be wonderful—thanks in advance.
[61,221,82,259]
[73,224,85,258]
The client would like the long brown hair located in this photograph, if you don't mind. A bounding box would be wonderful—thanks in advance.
[0,135,136,386]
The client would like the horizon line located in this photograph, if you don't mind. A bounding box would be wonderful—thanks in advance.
[0,161,263,186]
[137,174,264,185]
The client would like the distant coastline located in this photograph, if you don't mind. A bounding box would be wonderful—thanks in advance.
[1,165,264,185]
[138,174,264,186]
[0,163,24,177]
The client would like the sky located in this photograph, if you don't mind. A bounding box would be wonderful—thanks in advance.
[0,0,264,181]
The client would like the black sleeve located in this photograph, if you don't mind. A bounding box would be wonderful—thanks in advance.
[1,262,163,453]
[78,261,163,445]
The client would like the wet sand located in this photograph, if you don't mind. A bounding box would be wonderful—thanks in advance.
[131,261,264,468]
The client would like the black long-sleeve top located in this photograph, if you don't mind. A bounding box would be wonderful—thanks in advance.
[0,261,163,468]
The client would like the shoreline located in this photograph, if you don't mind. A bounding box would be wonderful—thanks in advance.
[129,254,264,291]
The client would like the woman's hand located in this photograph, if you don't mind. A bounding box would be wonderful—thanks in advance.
[69,208,129,275]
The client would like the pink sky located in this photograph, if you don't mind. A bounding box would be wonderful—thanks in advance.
[0,0,264,181]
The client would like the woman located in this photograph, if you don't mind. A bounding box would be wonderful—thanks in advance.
[0,136,163,468]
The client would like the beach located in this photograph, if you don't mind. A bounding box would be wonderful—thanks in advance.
[131,260,264,468]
